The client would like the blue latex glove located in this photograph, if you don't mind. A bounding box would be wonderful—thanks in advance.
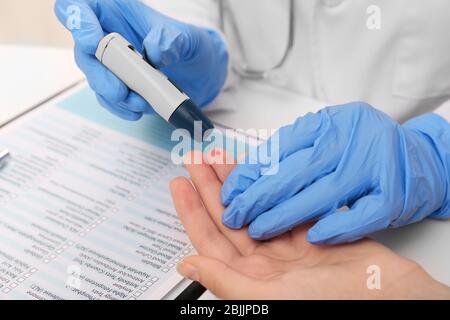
[221,102,450,244]
[55,0,228,121]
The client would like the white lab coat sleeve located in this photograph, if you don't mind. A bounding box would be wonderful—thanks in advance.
[145,0,237,91]
[435,100,450,122]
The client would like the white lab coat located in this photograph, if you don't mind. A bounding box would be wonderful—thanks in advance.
[146,0,450,122]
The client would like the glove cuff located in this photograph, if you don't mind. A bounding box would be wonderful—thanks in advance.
[403,113,450,219]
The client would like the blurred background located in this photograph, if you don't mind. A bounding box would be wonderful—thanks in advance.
[0,0,83,124]
[0,0,72,47]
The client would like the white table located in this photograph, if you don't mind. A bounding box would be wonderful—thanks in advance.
[1,46,450,301]
[0,45,84,124]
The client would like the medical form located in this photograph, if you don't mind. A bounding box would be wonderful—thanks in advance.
[0,84,247,300]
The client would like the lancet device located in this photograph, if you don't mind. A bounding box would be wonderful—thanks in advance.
[95,33,214,140]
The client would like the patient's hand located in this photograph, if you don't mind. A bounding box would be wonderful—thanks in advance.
[170,150,450,299]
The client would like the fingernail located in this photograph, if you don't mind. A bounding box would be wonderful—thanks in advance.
[177,261,199,282]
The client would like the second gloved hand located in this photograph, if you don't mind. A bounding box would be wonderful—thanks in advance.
[55,0,228,120]
[221,102,450,244]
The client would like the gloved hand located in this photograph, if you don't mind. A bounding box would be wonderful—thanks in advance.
[221,102,450,244]
[55,0,228,120]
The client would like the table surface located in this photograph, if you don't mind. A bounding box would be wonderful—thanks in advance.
[0,45,84,124]
[1,45,450,300]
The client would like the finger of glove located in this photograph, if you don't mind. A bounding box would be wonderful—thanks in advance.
[222,145,339,229]
[221,111,328,206]
[143,23,194,69]
[121,91,154,114]
[75,45,129,105]
[306,194,390,244]
[54,0,104,55]
[247,173,364,240]
[102,0,156,50]
[96,94,143,121]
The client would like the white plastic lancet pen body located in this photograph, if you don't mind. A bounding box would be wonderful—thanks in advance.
[95,33,214,141]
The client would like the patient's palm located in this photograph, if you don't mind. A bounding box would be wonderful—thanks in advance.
[170,151,426,299]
